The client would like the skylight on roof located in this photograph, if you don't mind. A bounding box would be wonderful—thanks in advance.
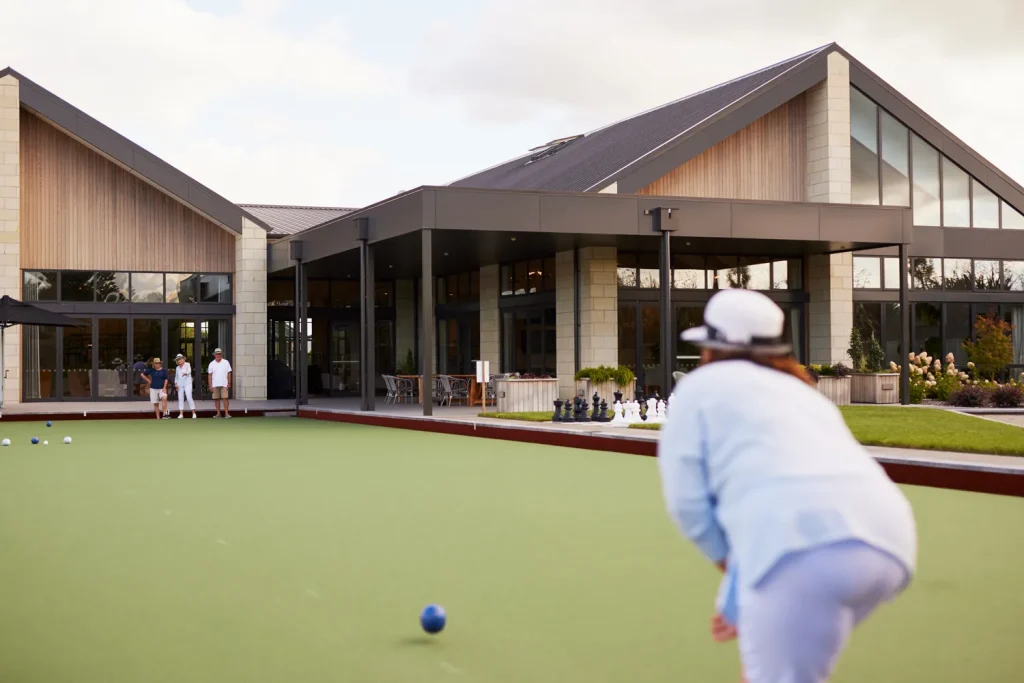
[525,134,583,164]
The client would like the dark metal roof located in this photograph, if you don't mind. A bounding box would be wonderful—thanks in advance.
[238,204,356,237]
[449,46,830,193]
[0,67,271,235]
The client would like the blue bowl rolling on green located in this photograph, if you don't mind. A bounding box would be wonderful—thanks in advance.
[0,418,1021,682]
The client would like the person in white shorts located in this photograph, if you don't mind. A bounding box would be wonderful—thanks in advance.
[141,358,170,420]
[174,353,197,419]
[208,347,232,418]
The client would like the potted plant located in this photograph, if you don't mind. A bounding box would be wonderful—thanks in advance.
[847,329,898,404]
[573,365,636,403]
[809,362,852,405]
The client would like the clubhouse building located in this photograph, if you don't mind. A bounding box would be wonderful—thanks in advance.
[4,43,1024,408]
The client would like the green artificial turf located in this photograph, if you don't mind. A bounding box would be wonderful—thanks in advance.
[0,418,1021,682]
[617,406,1024,456]
[477,411,552,422]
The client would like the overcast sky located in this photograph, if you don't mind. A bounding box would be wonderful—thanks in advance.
[2,0,1022,208]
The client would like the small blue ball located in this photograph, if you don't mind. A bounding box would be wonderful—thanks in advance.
[420,604,446,635]
[31,437,39,445]
[46,421,52,427]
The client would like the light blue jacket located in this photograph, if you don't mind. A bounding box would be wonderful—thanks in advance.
[657,360,917,614]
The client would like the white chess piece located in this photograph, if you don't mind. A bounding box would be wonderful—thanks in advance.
[645,398,658,421]
[653,399,667,423]
[625,401,639,425]
[609,401,627,427]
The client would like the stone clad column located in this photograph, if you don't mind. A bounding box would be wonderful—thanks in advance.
[0,74,20,403]
[806,52,854,365]
[479,265,500,370]
[577,246,618,369]
[233,217,268,399]
[555,250,575,398]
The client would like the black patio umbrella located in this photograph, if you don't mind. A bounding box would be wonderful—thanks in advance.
[0,295,83,406]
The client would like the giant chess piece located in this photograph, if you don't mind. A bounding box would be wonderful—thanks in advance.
[646,397,658,422]
[613,390,623,405]
[579,399,591,422]
[626,401,642,425]
[572,396,583,422]
[562,400,573,422]
[609,401,626,427]
[593,399,608,422]
[657,399,667,422]
[552,399,563,422]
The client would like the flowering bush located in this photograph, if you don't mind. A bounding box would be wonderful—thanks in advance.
[962,314,1013,380]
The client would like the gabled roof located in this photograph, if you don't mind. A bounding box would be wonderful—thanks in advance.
[0,67,271,235]
[449,44,1024,216]
[239,204,356,237]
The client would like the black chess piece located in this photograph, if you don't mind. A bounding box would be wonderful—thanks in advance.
[552,399,563,422]
[596,399,609,422]
[562,401,573,422]
[579,399,591,422]
[572,396,583,422]
[635,389,645,402]
[592,392,600,410]
[613,390,623,404]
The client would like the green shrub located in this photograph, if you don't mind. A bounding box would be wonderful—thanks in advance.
[908,381,926,404]
[848,328,866,372]
[574,365,636,385]
[931,374,962,402]
[866,336,886,373]
[963,314,1013,380]
[396,349,416,375]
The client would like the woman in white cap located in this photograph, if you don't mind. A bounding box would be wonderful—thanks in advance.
[657,289,917,683]
[174,353,197,419]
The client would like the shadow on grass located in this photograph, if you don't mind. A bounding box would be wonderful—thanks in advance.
[397,636,438,647]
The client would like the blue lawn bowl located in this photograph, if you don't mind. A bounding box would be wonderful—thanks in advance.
[420,604,446,635]
[46,421,52,428]
[31,437,39,445]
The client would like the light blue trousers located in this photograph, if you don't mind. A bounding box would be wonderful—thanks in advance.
[734,541,909,683]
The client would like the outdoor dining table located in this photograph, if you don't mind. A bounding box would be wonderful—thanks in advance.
[396,374,480,406]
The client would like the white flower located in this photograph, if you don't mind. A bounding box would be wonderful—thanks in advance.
[947,368,957,376]
[889,361,899,372]
[959,372,969,380]
[945,352,955,364]
[933,360,942,370]
[926,380,936,386]
[927,373,935,381]
[908,352,916,362]
[968,362,975,368]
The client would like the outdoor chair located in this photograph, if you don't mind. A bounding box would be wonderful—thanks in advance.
[443,375,470,406]
[393,376,415,404]
[382,375,398,404]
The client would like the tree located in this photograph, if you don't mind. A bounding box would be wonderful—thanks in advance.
[847,328,865,372]
[962,314,1013,380]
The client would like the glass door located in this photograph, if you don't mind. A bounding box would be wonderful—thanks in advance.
[132,319,162,400]
[640,303,662,396]
[62,318,94,399]
[97,318,128,399]
[267,318,296,399]
[330,321,360,395]
[198,318,231,400]
[675,305,704,374]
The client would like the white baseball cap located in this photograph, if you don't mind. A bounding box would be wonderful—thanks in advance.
[214,348,223,355]
[681,289,791,354]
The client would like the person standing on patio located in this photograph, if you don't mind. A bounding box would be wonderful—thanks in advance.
[174,353,197,419]
[208,348,232,418]
[142,358,170,420]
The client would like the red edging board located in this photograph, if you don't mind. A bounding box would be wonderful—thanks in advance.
[299,409,1024,498]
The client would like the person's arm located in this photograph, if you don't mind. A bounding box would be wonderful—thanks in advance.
[208,364,214,390]
[141,371,152,387]
[656,382,729,567]
[226,370,232,389]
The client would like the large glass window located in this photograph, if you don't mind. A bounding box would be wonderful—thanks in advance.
[675,305,704,372]
[880,111,909,206]
[1004,261,1024,292]
[168,319,196,375]
[853,257,881,289]
[854,302,882,343]
[738,258,771,290]
[307,280,329,307]
[638,253,660,289]
[616,253,638,288]
[883,303,902,364]
[199,274,231,304]
[850,88,880,205]
[23,271,58,301]
[501,307,555,375]
[93,272,129,303]
[618,303,637,377]
[166,274,199,304]
[131,273,164,303]
[883,257,901,290]
[672,255,704,289]
[943,258,972,291]
[332,280,358,308]
[97,318,128,398]
[199,319,231,399]
[1003,201,1024,230]
[911,257,941,290]
[61,272,94,302]
[942,158,970,227]
[62,318,93,398]
[707,256,737,290]
[944,303,971,365]
[499,259,551,296]
[268,280,294,306]
[914,303,942,359]
[972,180,999,229]
[912,136,941,226]
[22,325,57,400]
[975,260,1001,290]
[772,259,801,290]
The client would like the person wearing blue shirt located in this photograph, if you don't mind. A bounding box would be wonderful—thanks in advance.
[658,289,917,683]
[142,358,170,420]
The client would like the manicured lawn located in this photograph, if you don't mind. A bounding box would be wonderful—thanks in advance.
[478,411,552,422]
[488,406,1024,456]
[0,417,1019,682]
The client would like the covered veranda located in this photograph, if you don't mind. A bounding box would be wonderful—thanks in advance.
[267,186,914,414]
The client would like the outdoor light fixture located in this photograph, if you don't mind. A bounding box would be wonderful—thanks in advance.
[511,237,516,242]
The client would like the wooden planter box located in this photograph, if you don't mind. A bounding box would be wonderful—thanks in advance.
[851,373,899,404]
[816,376,851,406]
[574,379,636,403]
[496,378,559,413]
